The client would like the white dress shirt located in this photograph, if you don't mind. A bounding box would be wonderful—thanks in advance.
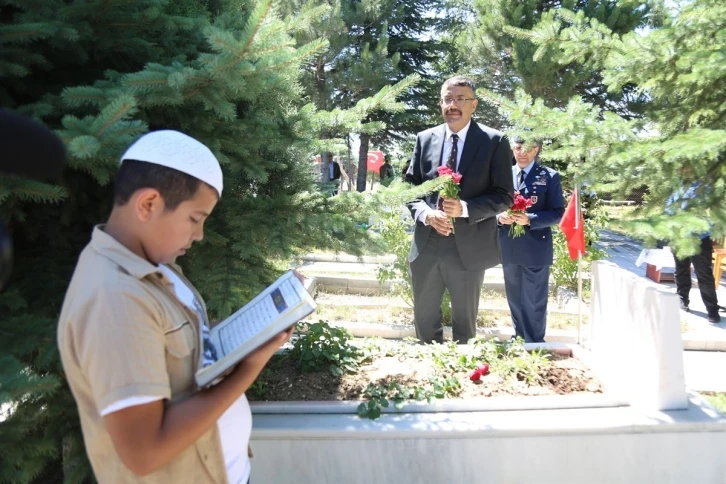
[419,121,471,225]
[514,160,535,192]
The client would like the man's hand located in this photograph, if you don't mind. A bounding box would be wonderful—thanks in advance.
[441,196,463,218]
[425,210,453,236]
[497,213,514,225]
[510,212,530,226]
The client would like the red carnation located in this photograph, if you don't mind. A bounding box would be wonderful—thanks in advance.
[437,166,463,233]
[469,362,490,382]
[437,166,453,177]
[511,194,533,212]
[507,194,534,238]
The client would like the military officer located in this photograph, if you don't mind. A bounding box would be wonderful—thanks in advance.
[497,138,565,343]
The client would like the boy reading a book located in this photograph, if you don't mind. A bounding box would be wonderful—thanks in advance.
[57,130,291,484]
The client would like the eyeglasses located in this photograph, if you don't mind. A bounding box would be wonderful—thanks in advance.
[440,97,476,106]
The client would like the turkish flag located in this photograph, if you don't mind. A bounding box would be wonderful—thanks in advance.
[559,188,586,260]
[366,151,384,173]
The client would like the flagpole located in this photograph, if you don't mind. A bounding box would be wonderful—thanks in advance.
[574,185,583,347]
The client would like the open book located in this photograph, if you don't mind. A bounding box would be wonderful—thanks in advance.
[196,270,316,388]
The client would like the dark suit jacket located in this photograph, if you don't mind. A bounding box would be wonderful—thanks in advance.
[498,163,565,266]
[405,122,514,272]
[331,161,341,180]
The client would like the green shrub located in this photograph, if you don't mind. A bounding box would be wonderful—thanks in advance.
[291,320,363,376]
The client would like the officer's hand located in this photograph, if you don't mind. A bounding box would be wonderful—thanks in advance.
[426,210,453,236]
[498,213,514,225]
[441,196,463,218]
[511,212,530,225]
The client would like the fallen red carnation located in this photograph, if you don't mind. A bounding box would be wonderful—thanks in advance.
[469,363,490,382]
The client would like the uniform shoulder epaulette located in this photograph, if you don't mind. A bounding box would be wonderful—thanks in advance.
[539,166,558,178]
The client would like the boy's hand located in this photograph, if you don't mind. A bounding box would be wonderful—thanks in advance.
[292,270,305,284]
[237,327,293,372]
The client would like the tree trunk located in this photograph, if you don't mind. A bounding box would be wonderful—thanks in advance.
[321,144,330,183]
[316,58,330,184]
[345,134,353,191]
[357,133,369,192]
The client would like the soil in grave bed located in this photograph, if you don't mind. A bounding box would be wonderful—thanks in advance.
[247,338,601,403]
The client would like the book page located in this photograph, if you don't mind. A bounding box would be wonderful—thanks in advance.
[215,277,303,356]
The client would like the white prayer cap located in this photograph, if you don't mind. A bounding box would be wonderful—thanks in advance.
[120,130,223,197]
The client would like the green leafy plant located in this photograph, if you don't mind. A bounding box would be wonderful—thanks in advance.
[353,337,555,420]
[357,383,391,419]
[291,320,363,376]
[428,375,462,398]
[248,379,268,399]
[374,200,415,305]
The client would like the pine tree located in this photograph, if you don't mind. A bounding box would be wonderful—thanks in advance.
[283,0,453,191]
[478,0,726,256]
[460,0,666,124]
[338,0,454,191]
[0,0,417,481]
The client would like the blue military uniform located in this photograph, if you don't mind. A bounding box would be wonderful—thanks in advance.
[498,162,565,342]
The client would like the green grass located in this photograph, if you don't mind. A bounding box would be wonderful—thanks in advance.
[703,392,726,414]
[602,205,637,221]
[312,303,584,329]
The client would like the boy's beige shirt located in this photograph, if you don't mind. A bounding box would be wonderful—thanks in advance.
[57,226,228,484]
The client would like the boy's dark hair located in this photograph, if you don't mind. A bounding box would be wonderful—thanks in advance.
[114,159,205,210]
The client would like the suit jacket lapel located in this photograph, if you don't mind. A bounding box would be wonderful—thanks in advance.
[457,121,483,175]
[430,125,446,169]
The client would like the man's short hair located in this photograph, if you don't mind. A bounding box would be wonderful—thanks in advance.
[114,159,209,210]
[441,76,477,95]
[512,136,541,147]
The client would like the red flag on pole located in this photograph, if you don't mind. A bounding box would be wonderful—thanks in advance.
[559,188,586,260]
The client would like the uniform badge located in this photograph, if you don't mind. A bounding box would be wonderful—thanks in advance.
[531,196,538,204]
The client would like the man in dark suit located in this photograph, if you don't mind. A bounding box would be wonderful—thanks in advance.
[497,138,565,343]
[405,76,514,344]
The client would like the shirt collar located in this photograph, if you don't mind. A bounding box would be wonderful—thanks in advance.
[445,121,471,143]
[515,160,536,177]
[90,225,161,279]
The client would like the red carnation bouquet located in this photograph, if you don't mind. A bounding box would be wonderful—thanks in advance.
[507,193,534,237]
[437,166,463,233]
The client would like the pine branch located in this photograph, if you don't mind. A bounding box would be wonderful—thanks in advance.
[90,94,138,138]
[0,179,67,204]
